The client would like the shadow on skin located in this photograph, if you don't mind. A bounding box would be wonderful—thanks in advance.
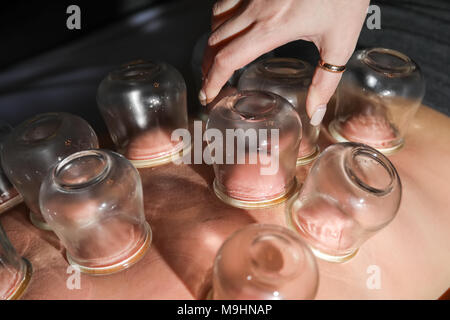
[187,162,215,187]
[139,165,257,299]
[2,203,64,254]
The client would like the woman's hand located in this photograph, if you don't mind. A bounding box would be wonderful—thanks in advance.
[200,0,370,125]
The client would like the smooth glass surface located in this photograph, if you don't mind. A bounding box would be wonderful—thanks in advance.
[238,57,320,164]
[212,224,318,300]
[0,223,32,300]
[0,122,21,214]
[39,150,151,275]
[330,48,425,154]
[206,90,302,208]
[97,60,189,167]
[1,113,99,229]
[287,142,402,262]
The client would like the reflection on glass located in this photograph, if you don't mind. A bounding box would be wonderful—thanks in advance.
[97,60,190,168]
[211,224,318,300]
[0,223,32,300]
[287,142,402,262]
[39,150,151,275]
[1,113,99,230]
[329,48,425,154]
[206,91,302,209]
[238,57,320,165]
[0,122,22,214]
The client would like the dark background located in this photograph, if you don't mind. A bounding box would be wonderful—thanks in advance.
[0,0,169,69]
[0,0,448,129]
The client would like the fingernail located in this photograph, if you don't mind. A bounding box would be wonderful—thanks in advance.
[310,105,326,126]
[199,89,206,106]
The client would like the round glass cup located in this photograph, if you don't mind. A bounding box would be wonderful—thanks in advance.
[1,113,99,230]
[329,48,425,154]
[97,60,191,168]
[0,223,32,300]
[39,149,152,275]
[206,90,302,209]
[210,224,319,300]
[0,122,22,214]
[287,142,402,262]
[238,57,320,165]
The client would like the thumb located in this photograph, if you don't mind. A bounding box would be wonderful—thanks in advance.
[306,55,345,126]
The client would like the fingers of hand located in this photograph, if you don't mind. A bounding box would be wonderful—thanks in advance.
[201,27,282,105]
[208,12,254,46]
[306,67,343,125]
[305,36,356,124]
[212,0,242,17]
[211,0,243,30]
